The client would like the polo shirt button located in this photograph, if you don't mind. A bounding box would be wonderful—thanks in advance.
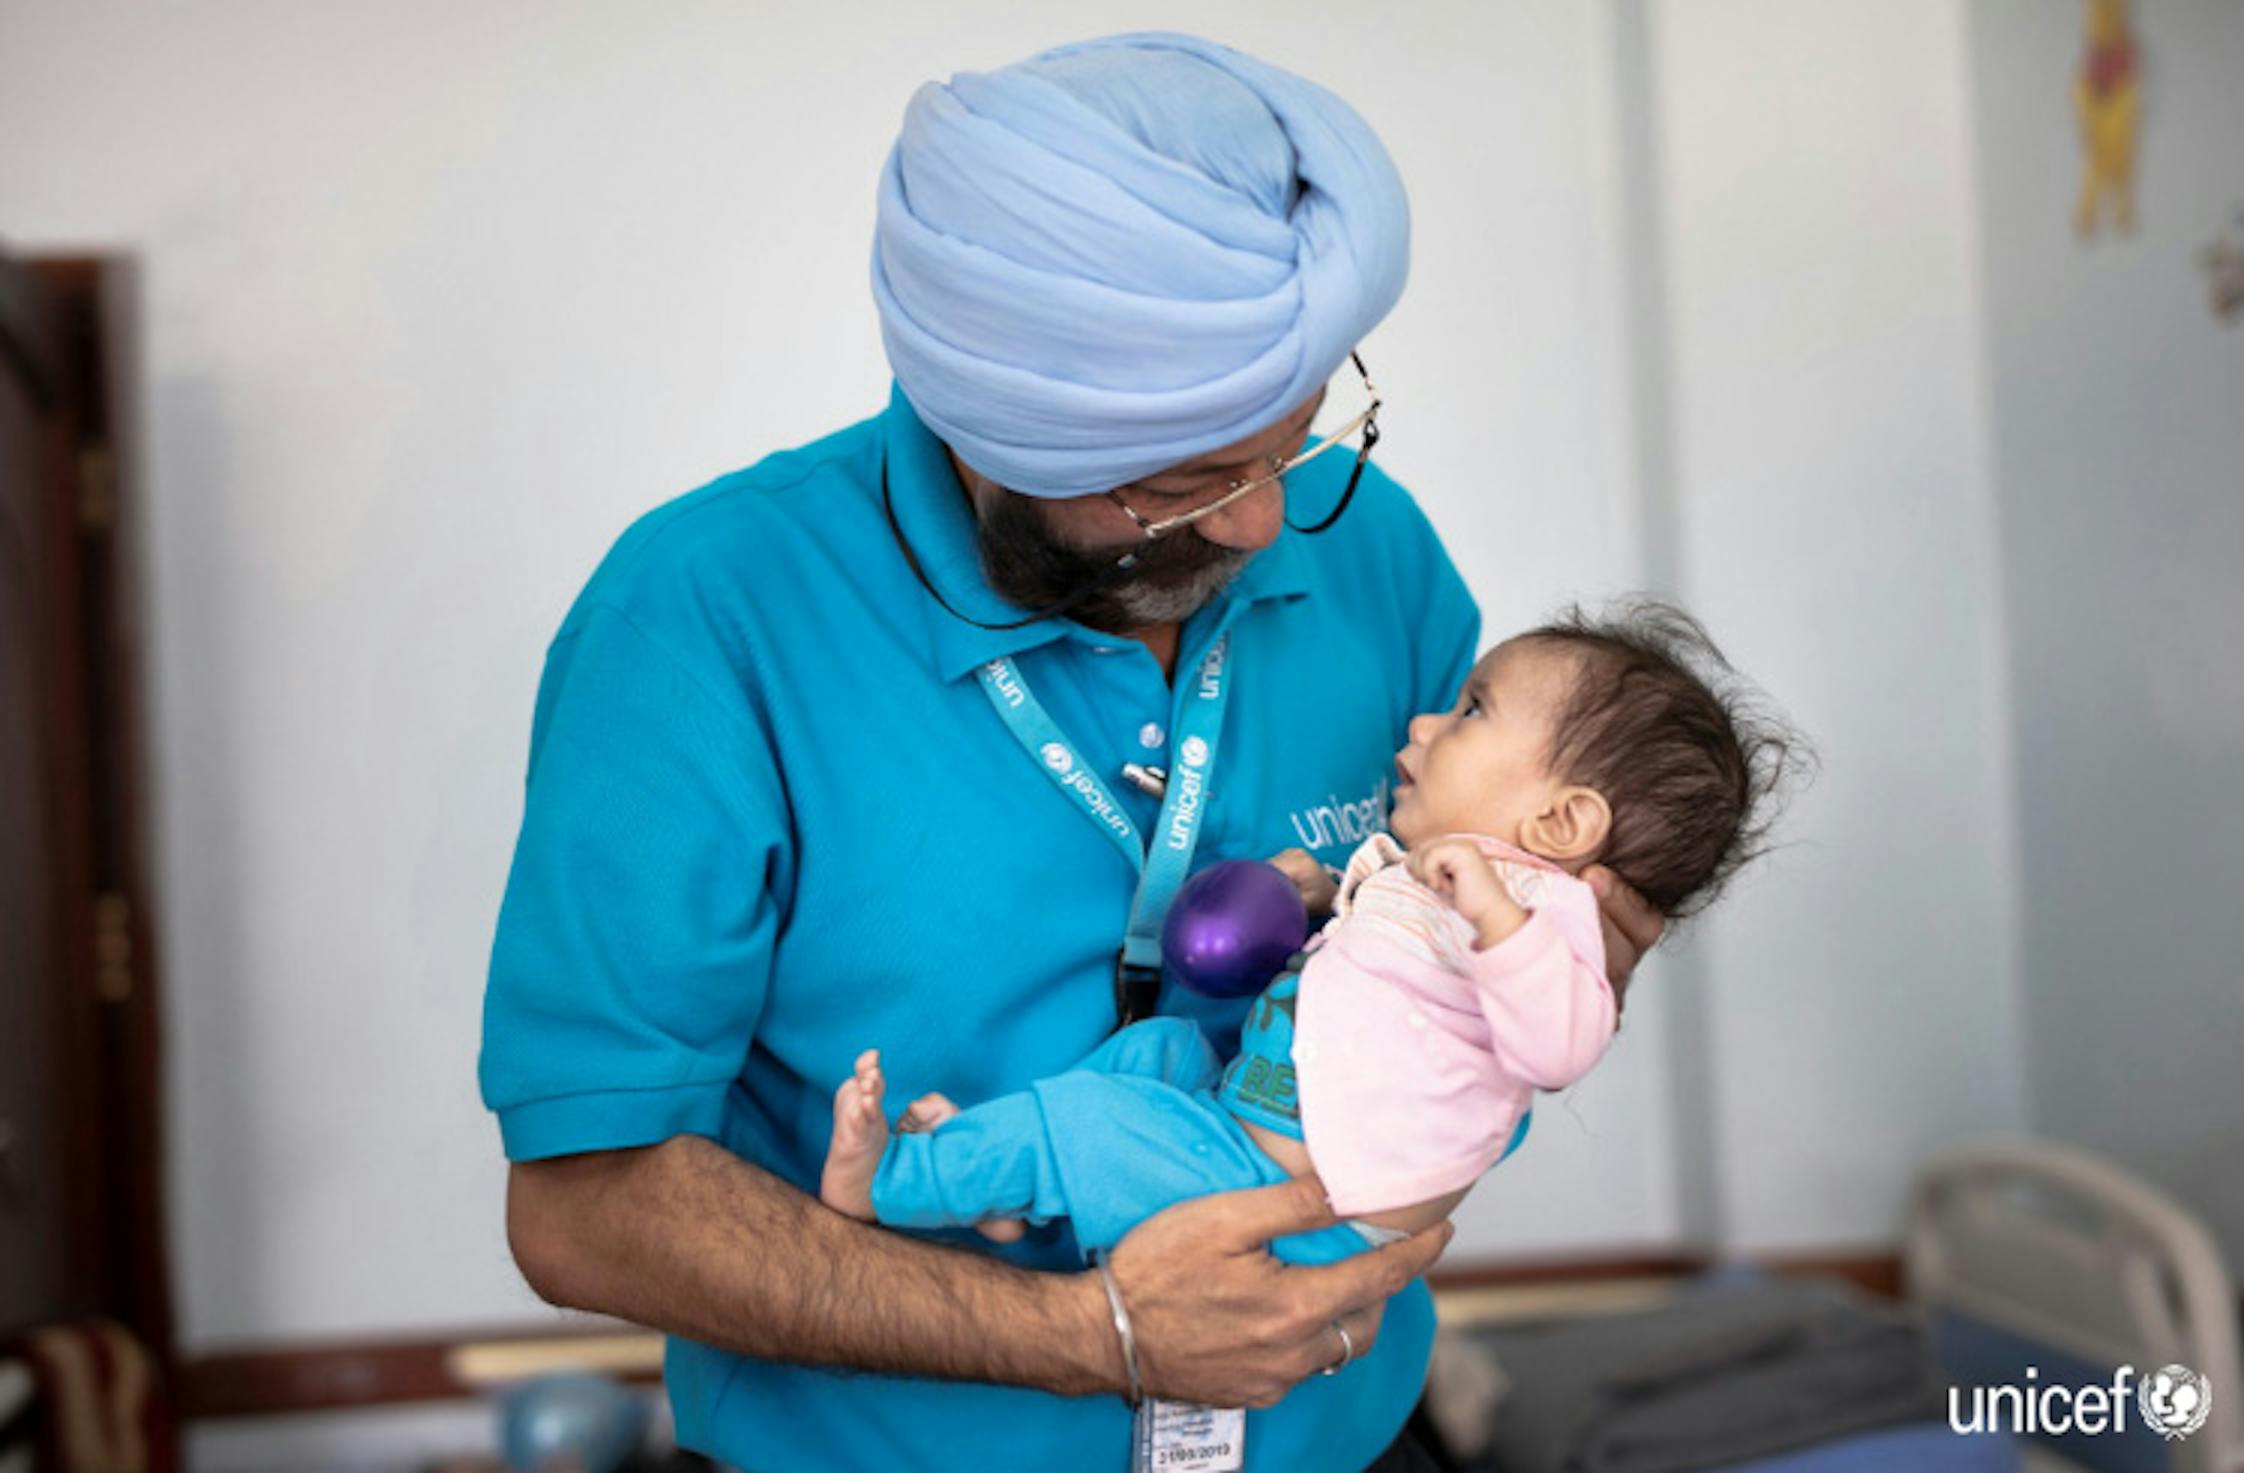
[1138,722,1165,748]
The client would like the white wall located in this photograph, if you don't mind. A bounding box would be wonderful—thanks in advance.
[1964,0,2244,1269]
[1641,0,2030,1250]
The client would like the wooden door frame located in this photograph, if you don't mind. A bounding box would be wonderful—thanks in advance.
[0,250,178,1445]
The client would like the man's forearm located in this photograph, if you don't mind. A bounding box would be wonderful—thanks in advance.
[507,1134,1120,1395]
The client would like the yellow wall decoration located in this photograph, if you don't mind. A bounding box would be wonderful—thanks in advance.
[2075,0,2141,238]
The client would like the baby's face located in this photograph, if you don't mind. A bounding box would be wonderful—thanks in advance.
[1389,640,1574,849]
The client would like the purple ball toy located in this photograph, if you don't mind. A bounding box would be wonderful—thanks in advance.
[1162,860,1310,999]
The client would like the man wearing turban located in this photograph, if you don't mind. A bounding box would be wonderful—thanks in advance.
[485,33,1659,1473]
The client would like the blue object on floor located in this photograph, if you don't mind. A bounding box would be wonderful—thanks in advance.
[498,1371,648,1473]
[1718,1420,2024,1473]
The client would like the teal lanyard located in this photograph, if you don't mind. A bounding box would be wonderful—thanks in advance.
[977,634,1233,1025]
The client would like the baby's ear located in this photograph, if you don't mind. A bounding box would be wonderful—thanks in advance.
[1525,786,1611,866]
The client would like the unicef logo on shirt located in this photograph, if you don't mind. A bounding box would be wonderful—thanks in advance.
[1041,742,1072,774]
[2139,1364,2212,1441]
[1179,736,1210,769]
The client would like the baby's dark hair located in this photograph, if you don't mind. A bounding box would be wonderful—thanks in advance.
[1514,599,1809,919]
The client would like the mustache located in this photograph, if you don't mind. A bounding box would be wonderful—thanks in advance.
[979,492,1238,586]
[974,492,1248,632]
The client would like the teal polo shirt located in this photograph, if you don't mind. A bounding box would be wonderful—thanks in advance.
[481,388,1479,1472]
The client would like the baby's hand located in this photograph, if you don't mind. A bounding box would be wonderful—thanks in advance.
[1406,838,1529,947]
[1266,847,1339,920]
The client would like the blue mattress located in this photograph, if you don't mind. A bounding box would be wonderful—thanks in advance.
[1719,1420,2024,1473]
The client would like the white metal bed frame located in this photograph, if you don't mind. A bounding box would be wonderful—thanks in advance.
[1907,1138,2243,1473]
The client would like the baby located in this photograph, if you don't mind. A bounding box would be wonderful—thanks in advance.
[820,600,1798,1264]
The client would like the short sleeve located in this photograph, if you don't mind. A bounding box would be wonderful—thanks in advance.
[479,602,789,1161]
[1422,574,1478,714]
[1414,541,1478,716]
[1359,461,1479,715]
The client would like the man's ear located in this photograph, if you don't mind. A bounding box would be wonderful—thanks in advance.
[1523,785,1611,866]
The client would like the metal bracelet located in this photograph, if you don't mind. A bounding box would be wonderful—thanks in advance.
[1094,1253,1144,1409]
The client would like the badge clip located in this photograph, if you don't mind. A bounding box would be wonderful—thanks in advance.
[1121,762,1168,798]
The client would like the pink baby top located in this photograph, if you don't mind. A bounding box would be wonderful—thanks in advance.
[1292,832,1617,1215]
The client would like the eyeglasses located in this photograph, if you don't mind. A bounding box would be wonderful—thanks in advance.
[883,353,1383,632]
[1105,351,1382,543]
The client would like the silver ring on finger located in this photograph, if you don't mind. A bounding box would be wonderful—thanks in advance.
[1320,1318,1356,1377]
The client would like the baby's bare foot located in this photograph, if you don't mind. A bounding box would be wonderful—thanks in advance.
[819,1048,888,1220]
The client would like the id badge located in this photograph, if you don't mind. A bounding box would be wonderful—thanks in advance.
[1131,1398,1245,1473]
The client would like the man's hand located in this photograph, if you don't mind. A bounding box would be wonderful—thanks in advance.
[1266,847,1339,921]
[1107,1176,1451,1408]
[1581,865,1664,1008]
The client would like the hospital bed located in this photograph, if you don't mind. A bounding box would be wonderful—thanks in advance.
[1907,1138,2242,1473]
[1441,1137,2241,1473]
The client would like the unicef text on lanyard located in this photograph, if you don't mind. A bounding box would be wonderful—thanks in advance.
[978,636,1232,1029]
[984,640,1249,1470]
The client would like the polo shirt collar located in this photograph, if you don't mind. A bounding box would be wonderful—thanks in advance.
[879,385,1313,684]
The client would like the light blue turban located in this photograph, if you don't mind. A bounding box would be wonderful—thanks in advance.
[872,32,1410,498]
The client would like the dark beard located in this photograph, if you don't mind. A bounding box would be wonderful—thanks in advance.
[974,491,1249,634]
